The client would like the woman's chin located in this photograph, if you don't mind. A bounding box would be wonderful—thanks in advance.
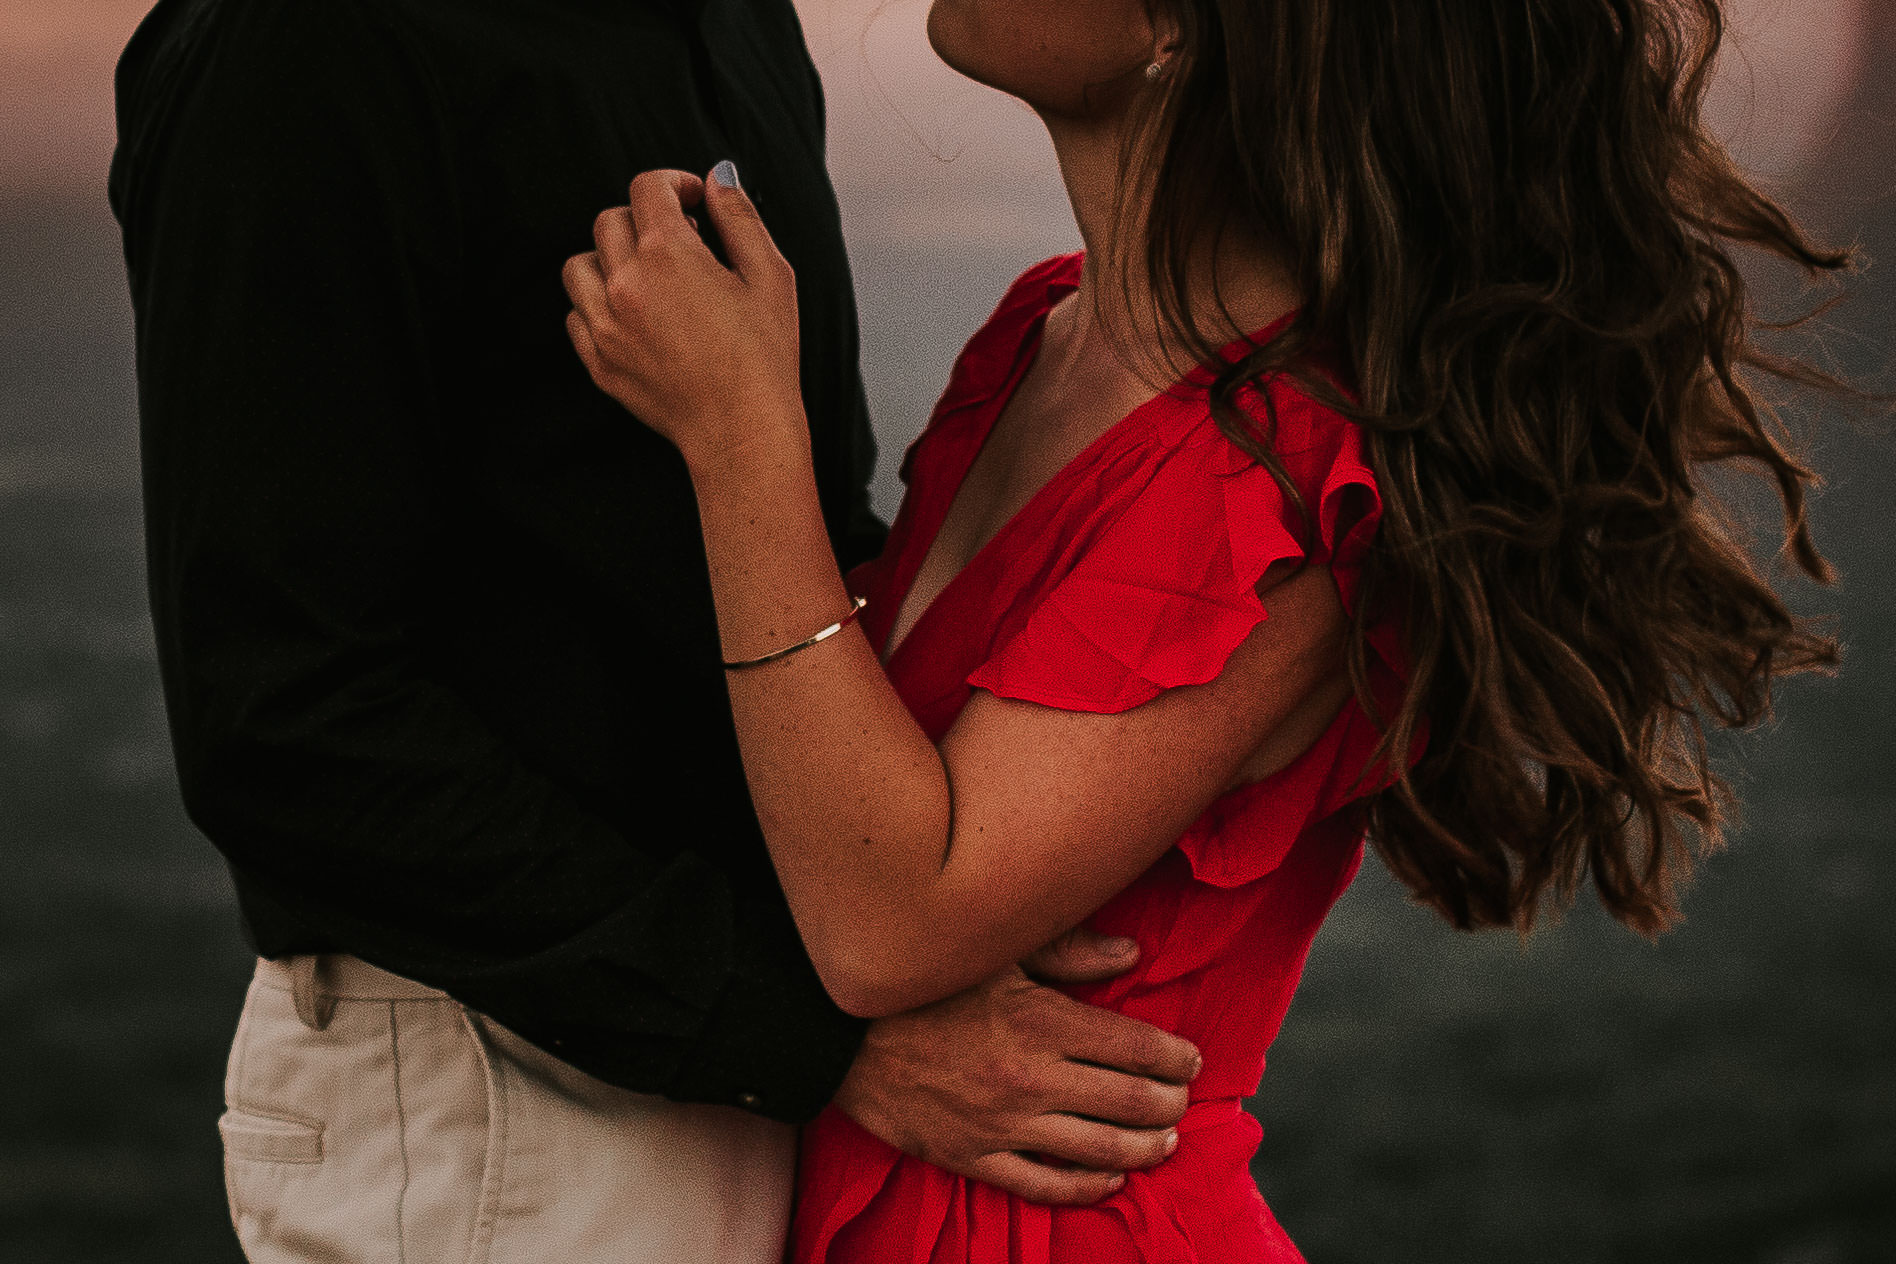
[923,3,979,87]
[923,0,1017,99]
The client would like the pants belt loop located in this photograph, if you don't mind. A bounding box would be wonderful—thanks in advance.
[289,954,337,1031]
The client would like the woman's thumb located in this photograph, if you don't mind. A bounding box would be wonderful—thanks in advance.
[705,160,781,284]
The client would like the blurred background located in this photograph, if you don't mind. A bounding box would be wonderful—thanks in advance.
[1,0,1890,1260]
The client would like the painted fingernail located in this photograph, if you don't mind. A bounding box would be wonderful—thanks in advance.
[711,159,740,189]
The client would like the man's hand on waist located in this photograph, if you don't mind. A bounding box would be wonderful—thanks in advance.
[830,926,1201,1205]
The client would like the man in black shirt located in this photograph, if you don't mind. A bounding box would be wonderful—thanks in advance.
[110,0,1196,1255]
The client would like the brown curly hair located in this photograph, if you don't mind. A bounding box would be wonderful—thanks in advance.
[1129,0,1852,933]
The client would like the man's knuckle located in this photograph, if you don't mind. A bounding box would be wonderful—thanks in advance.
[1029,1178,1073,1205]
[1015,1176,1059,1205]
[1054,1016,1103,1058]
[999,1165,1049,1197]
[1091,1132,1137,1170]
[1101,1080,1151,1125]
[1016,986,1062,1025]
[1042,1173,1098,1207]
[996,1060,1038,1098]
[1014,1011,1054,1049]
[1141,1131,1174,1165]
[1063,1136,1110,1170]
[989,1107,1030,1142]
[1132,1029,1174,1070]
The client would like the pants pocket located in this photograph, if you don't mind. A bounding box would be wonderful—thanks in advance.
[218,1108,324,1165]
[221,975,406,1262]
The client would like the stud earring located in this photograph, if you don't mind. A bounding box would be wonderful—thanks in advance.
[1144,60,1164,82]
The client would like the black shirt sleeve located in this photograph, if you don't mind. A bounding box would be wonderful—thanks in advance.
[110,0,863,1124]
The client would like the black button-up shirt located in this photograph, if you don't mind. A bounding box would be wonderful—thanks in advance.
[109,0,881,1123]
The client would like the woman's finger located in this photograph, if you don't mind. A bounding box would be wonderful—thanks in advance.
[561,251,614,326]
[565,309,603,377]
[592,206,637,273]
[702,161,791,288]
[627,169,708,247]
[566,310,647,418]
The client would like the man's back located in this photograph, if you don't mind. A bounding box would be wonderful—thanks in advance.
[111,0,881,1116]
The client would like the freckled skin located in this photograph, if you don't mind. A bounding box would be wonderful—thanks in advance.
[926,0,1157,119]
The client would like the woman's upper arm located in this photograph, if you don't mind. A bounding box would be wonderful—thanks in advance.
[915,562,1352,992]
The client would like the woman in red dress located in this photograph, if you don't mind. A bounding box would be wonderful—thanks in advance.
[560,0,1846,1258]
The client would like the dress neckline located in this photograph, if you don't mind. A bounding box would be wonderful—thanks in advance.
[879,257,1299,672]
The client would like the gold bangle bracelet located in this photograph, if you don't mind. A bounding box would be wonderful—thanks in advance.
[722,595,868,670]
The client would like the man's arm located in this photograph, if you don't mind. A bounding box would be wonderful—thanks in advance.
[109,0,861,1122]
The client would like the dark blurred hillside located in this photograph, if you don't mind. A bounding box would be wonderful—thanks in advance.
[0,186,252,1261]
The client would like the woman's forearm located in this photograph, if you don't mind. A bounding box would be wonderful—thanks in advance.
[682,417,966,1016]
[562,176,1235,1016]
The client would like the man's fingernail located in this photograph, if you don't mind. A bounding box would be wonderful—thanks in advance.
[1190,1052,1204,1080]
[1107,1173,1126,1190]
[711,159,740,189]
[1164,1129,1179,1154]
[1105,937,1138,958]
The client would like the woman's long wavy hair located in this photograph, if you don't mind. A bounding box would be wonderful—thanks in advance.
[1128,0,1851,933]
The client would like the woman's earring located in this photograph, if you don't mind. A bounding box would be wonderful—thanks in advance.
[1144,60,1164,82]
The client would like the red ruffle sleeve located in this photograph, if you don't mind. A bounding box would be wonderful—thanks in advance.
[963,379,1405,890]
[965,391,1381,709]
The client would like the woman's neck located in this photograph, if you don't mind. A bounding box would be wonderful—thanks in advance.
[1039,110,1299,390]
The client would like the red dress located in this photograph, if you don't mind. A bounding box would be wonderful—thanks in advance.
[790,253,1416,1264]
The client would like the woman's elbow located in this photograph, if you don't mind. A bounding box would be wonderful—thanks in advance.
[811,942,973,1019]
[824,980,911,1021]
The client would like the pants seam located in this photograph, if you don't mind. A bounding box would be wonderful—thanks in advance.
[389,1001,412,1264]
[459,1007,507,1264]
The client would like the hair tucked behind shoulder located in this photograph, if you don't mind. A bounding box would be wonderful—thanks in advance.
[1132,0,1854,933]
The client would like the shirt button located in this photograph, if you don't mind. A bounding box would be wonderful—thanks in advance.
[737,1092,763,1111]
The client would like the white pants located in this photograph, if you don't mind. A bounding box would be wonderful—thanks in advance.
[219,954,796,1263]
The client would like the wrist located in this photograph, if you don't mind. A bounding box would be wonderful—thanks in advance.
[832,1020,910,1141]
[678,397,810,488]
